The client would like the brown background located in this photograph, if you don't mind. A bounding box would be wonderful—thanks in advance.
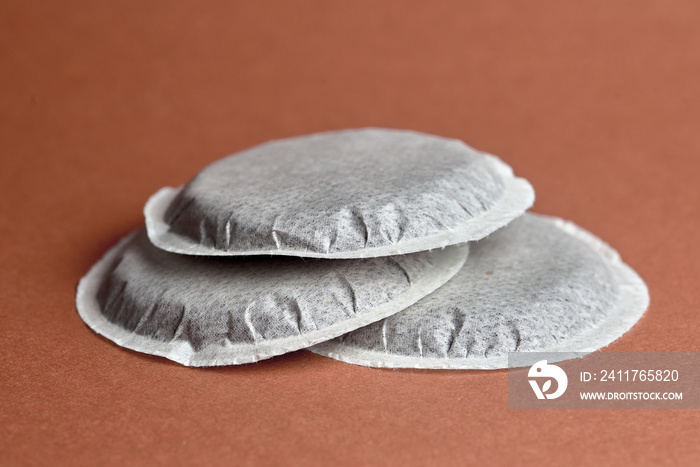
[1,1,699,465]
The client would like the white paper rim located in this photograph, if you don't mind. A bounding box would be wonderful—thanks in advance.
[143,156,535,259]
[75,234,469,367]
[308,214,650,370]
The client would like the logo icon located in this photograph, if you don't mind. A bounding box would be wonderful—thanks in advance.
[528,360,568,399]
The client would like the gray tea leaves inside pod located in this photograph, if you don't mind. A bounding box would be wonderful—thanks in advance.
[145,128,534,258]
[310,213,649,369]
[76,230,469,367]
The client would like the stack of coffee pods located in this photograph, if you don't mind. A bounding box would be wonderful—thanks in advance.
[76,129,649,369]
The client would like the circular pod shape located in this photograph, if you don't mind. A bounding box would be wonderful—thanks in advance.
[76,230,469,366]
[145,128,534,258]
[309,213,650,369]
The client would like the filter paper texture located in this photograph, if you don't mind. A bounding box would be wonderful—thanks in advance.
[145,128,534,258]
[310,213,650,369]
[76,230,469,367]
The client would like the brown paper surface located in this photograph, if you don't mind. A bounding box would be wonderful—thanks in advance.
[1,1,699,465]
